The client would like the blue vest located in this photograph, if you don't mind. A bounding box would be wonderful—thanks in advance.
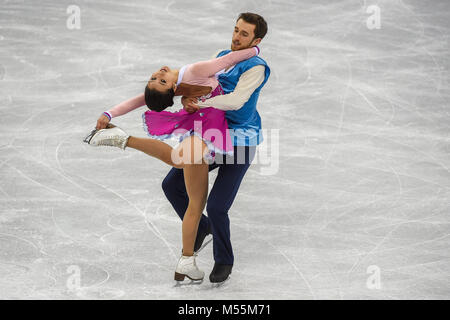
[216,50,270,146]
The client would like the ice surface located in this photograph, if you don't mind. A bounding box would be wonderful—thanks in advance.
[0,0,449,299]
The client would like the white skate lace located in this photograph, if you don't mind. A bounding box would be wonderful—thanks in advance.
[97,135,128,149]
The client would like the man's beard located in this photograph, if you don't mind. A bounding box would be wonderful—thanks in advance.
[231,42,243,51]
[231,38,255,51]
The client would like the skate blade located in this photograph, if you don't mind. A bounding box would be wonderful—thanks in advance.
[83,123,118,145]
[211,276,231,288]
[83,129,98,144]
[174,280,203,287]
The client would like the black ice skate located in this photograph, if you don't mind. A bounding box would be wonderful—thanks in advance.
[209,263,232,283]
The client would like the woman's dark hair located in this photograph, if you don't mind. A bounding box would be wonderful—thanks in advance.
[237,12,268,40]
[144,85,175,112]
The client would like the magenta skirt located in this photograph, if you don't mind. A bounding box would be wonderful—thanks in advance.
[142,85,233,160]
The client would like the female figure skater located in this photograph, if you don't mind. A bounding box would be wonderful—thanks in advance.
[84,46,260,281]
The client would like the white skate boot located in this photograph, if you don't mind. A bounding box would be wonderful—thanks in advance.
[174,255,204,281]
[83,124,130,150]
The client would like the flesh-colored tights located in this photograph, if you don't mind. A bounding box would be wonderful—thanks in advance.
[126,135,208,256]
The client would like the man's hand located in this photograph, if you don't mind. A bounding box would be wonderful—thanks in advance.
[181,96,200,113]
[96,114,110,130]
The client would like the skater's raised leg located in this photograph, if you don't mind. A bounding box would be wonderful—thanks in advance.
[86,125,209,169]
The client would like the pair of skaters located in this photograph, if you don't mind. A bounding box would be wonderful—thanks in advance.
[84,13,270,283]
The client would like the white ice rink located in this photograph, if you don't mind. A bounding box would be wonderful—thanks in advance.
[0,0,449,299]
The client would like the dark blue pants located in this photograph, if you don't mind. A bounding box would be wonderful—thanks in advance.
[162,146,256,265]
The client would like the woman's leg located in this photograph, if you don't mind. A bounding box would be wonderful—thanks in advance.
[127,135,210,255]
[181,163,209,256]
[126,135,208,169]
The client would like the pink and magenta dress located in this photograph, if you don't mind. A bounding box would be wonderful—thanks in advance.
[142,85,230,162]
[141,47,259,161]
[105,47,259,161]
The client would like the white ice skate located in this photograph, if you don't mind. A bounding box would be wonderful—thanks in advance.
[174,255,205,281]
[83,124,130,150]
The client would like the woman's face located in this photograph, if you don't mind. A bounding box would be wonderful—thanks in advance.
[147,66,177,92]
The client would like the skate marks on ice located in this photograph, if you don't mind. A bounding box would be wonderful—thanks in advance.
[0,64,5,81]
[1,0,450,299]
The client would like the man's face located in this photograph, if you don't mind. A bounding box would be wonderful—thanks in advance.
[231,19,261,51]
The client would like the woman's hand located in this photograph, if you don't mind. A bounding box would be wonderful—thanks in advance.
[96,114,110,130]
[181,96,200,113]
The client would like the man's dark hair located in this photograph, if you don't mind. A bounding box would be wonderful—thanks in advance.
[144,85,175,112]
[237,12,268,40]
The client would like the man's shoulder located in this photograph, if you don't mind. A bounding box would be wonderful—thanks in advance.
[211,49,225,59]
[238,56,269,76]
[213,48,268,65]
[248,55,268,67]
[215,49,230,57]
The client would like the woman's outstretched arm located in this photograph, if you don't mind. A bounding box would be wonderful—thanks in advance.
[105,93,146,119]
[188,46,259,79]
[97,93,146,129]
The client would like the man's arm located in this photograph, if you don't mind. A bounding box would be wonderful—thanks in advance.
[195,65,265,111]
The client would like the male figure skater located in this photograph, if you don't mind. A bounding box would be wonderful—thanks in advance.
[162,12,270,283]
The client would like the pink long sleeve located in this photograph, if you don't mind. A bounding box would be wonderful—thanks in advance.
[188,46,259,79]
[105,93,146,118]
